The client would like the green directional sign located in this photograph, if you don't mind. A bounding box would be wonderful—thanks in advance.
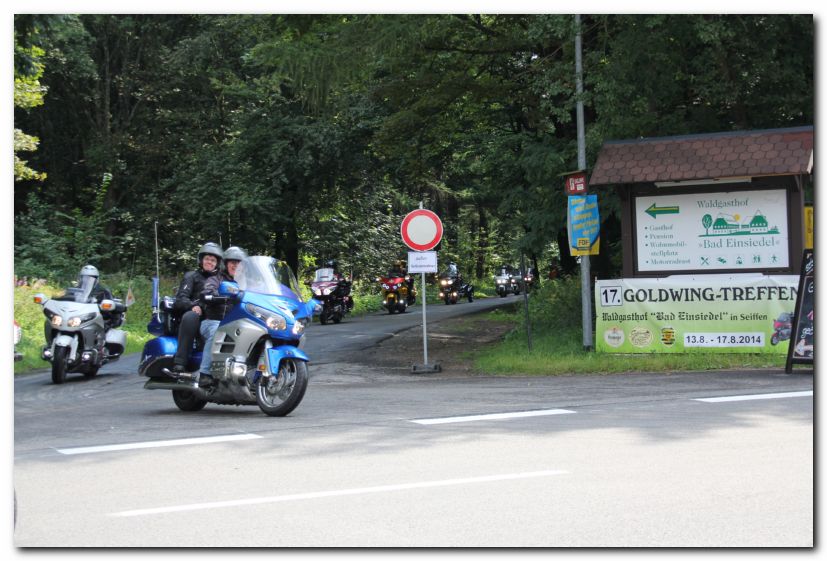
[645,203,680,218]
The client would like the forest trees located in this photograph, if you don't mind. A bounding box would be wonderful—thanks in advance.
[13,14,813,283]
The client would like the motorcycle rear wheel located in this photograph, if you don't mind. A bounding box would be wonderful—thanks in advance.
[172,389,207,412]
[256,359,308,417]
[51,346,69,384]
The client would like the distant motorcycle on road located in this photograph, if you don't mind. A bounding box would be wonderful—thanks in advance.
[377,274,416,314]
[439,274,474,304]
[34,280,127,384]
[308,266,353,325]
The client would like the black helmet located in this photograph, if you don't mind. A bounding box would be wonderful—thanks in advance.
[198,242,223,267]
[223,246,247,264]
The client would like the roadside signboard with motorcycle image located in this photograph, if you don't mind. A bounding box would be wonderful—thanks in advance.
[786,250,814,371]
[595,275,798,353]
[568,194,600,256]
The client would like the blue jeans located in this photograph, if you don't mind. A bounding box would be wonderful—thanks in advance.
[199,319,220,374]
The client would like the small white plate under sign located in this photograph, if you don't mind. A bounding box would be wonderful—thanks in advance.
[408,251,438,273]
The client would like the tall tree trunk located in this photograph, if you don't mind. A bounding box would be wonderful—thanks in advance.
[475,204,488,279]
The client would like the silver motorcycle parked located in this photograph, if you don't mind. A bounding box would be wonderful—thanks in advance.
[34,278,127,384]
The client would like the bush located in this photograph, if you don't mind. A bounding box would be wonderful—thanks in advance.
[516,274,583,334]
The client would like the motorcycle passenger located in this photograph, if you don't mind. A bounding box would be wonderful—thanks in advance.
[198,246,247,380]
[166,242,223,380]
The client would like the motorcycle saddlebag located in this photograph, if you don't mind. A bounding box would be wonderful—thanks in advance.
[105,329,127,357]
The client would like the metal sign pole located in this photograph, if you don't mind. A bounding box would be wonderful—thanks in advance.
[421,271,428,365]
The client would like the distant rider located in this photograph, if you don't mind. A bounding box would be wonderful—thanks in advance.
[325,259,353,310]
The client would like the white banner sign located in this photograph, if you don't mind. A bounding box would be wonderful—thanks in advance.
[635,189,789,272]
[408,251,438,273]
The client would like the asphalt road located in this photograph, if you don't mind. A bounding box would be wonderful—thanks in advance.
[12,295,813,547]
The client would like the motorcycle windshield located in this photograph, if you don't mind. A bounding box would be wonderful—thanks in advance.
[235,256,303,301]
[76,276,97,303]
[314,268,335,282]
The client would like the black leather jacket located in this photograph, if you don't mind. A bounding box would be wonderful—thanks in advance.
[173,268,217,316]
[200,271,235,321]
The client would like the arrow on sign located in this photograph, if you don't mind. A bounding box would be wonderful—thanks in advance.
[645,203,680,218]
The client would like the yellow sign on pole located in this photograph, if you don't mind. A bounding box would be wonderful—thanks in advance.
[804,206,813,249]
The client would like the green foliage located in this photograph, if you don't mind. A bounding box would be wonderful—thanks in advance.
[14,41,47,182]
[508,274,584,335]
[12,14,813,291]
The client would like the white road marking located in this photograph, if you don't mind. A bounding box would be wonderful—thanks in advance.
[411,409,576,425]
[693,390,813,403]
[56,433,262,455]
[112,469,568,517]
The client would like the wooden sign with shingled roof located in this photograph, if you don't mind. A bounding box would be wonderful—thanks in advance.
[588,126,813,277]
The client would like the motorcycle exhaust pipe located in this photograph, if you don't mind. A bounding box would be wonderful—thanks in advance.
[143,379,208,398]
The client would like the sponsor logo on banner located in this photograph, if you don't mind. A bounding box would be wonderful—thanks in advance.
[603,326,624,348]
[660,327,676,347]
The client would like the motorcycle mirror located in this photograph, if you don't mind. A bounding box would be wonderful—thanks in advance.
[33,293,49,305]
[219,281,240,297]
[100,299,115,311]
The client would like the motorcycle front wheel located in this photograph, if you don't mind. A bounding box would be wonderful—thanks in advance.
[256,359,308,417]
[51,346,69,384]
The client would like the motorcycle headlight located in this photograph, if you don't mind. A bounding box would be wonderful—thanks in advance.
[67,313,97,328]
[440,279,447,286]
[292,320,306,335]
[382,283,390,290]
[312,288,321,295]
[50,315,63,327]
[245,303,287,332]
[323,287,332,295]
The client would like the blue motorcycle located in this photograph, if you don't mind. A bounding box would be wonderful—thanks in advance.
[138,256,319,416]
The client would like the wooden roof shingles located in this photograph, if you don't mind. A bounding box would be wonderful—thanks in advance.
[589,126,813,186]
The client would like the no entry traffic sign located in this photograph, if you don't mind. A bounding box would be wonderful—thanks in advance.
[401,209,443,251]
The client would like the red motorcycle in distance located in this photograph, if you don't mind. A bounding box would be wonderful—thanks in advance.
[308,267,353,324]
[377,274,416,314]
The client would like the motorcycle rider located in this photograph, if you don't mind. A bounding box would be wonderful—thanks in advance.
[165,242,223,380]
[388,259,405,278]
[325,259,353,310]
[197,246,247,381]
[446,261,462,285]
[389,259,415,297]
[47,265,120,343]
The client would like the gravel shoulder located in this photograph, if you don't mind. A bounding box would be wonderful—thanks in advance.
[310,312,514,384]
